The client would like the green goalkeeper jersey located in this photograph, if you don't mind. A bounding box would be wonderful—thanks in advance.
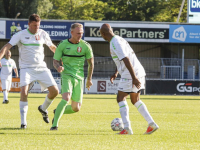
[53,39,93,80]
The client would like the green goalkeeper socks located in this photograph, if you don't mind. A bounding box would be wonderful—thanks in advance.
[52,99,68,127]
[64,105,76,114]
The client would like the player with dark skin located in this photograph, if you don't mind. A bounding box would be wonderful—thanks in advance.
[100,24,141,105]
[100,23,158,135]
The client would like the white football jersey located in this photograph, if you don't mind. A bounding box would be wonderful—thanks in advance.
[9,29,53,68]
[0,58,17,80]
[110,35,146,79]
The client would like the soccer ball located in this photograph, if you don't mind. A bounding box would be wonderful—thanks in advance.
[111,118,124,131]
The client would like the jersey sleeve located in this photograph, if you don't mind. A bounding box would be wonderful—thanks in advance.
[111,39,128,61]
[0,59,2,68]
[8,31,21,46]
[12,59,17,69]
[44,31,53,47]
[53,41,64,61]
[85,43,93,59]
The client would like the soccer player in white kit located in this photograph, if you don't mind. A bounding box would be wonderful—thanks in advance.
[0,50,18,104]
[100,24,159,135]
[0,14,59,129]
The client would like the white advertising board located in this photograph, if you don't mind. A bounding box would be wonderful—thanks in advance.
[0,21,6,39]
[29,78,61,93]
[84,79,119,94]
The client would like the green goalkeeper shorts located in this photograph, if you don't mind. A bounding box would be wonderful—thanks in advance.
[61,75,83,103]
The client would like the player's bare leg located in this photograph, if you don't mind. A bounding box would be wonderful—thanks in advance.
[64,101,81,114]
[47,85,59,100]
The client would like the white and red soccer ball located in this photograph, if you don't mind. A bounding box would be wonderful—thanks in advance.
[111,118,124,131]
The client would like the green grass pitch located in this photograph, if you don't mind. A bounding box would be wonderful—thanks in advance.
[0,93,200,149]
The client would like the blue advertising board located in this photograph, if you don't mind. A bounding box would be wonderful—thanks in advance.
[6,20,84,40]
[169,25,200,43]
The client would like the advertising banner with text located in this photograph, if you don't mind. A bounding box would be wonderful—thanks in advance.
[0,20,6,39]
[169,25,200,43]
[85,22,169,43]
[188,0,200,23]
[0,78,61,93]
[146,80,200,95]
[0,78,20,92]
[29,78,61,93]
[84,79,119,94]
[6,20,84,41]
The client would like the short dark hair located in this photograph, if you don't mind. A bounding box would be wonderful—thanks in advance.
[28,14,41,23]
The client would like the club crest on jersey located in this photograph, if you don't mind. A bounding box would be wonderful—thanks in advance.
[77,47,82,53]
[35,35,40,40]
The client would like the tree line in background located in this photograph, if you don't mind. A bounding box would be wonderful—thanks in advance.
[0,0,187,22]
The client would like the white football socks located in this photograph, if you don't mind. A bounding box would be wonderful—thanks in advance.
[118,100,131,129]
[19,101,28,125]
[41,96,53,112]
[134,100,154,124]
[3,90,8,101]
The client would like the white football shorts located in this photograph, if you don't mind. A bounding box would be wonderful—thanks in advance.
[1,79,12,91]
[118,76,145,93]
[20,67,57,91]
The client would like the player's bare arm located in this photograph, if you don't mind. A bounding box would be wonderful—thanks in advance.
[0,43,12,60]
[49,44,57,53]
[86,57,94,90]
[110,68,118,84]
[122,57,141,89]
[53,59,64,73]
[14,68,19,78]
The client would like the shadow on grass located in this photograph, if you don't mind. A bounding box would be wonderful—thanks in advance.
[83,97,200,101]
[0,128,145,135]
[0,96,45,99]
[0,132,143,136]
[0,127,24,130]
[0,95,199,101]
[0,131,116,136]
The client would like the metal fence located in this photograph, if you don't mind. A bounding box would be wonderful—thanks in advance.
[161,66,182,79]
[4,57,200,80]
[48,57,200,80]
[84,57,200,80]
